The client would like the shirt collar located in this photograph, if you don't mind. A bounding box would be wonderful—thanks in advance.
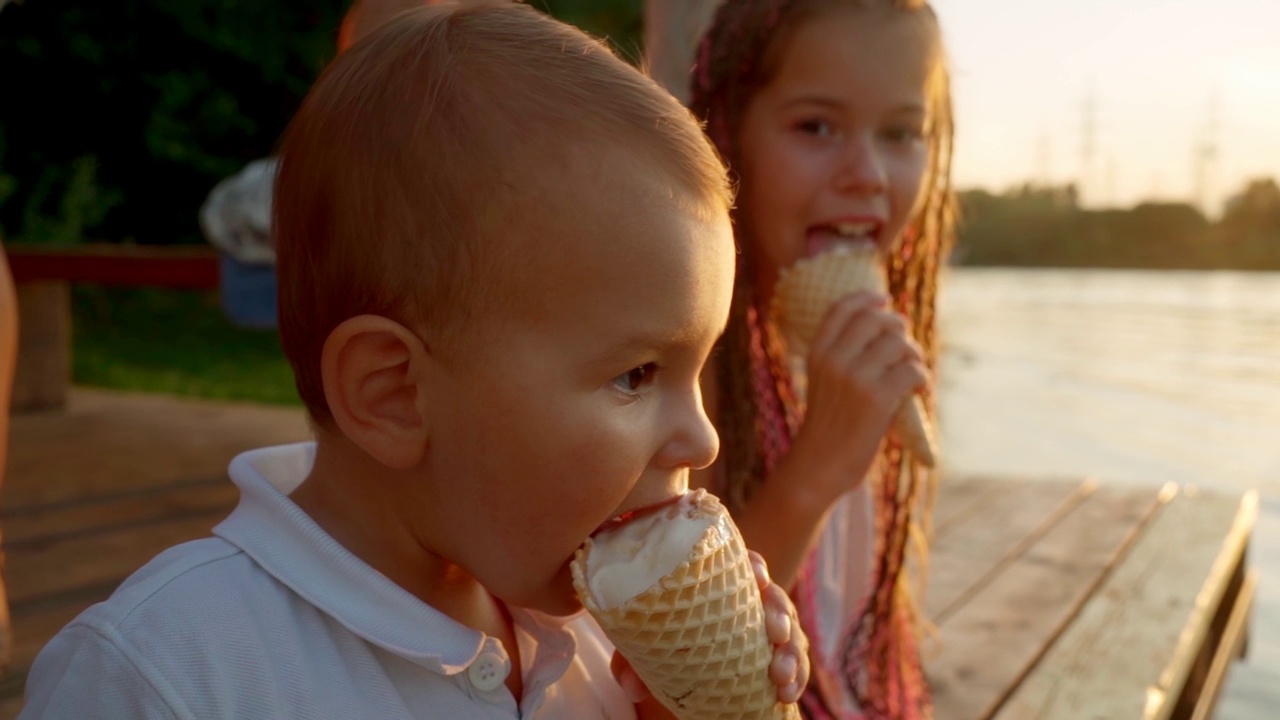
[214,442,578,685]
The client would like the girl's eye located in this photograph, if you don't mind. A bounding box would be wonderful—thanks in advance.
[883,124,926,144]
[794,118,835,138]
[613,363,657,394]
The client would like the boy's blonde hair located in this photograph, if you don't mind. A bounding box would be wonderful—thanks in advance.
[274,1,731,426]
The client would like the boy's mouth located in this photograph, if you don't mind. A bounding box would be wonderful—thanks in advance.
[805,220,882,258]
[590,494,686,538]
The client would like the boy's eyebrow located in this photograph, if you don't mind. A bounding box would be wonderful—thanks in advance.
[598,325,722,363]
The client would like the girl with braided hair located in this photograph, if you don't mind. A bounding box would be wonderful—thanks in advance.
[688,1,955,718]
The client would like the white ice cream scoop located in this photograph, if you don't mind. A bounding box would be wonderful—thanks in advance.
[572,490,799,720]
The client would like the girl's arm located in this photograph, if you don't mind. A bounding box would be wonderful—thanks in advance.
[693,293,926,590]
[691,437,843,590]
[691,360,842,589]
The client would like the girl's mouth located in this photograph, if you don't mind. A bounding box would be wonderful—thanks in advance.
[805,220,882,258]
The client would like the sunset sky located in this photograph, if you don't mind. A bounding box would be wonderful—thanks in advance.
[931,0,1280,215]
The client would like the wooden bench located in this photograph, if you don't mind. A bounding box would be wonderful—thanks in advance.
[926,476,1256,720]
[5,243,220,413]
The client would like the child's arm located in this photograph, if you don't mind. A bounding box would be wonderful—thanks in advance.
[21,623,181,719]
[695,292,926,589]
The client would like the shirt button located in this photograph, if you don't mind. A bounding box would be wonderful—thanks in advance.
[467,651,508,692]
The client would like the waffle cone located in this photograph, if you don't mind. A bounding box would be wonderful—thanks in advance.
[572,491,799,720]
[771,246,939,467]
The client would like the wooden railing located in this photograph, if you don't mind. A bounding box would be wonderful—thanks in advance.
[4,243,222,413]
[6,243,219,289]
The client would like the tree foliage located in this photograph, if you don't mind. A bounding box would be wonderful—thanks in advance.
[0,0,642,246]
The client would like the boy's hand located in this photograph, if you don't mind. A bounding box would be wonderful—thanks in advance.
[613,550,810,716]
[753,549,809,703]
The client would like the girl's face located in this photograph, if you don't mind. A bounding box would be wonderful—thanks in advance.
[736,7,937,299]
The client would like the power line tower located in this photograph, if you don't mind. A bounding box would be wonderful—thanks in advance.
[1036,132,1052,187]
[1079,87,1097,206]
[1193,89,1221,216]
[1105,154,1118,207]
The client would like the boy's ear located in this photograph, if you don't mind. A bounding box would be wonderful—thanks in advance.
[320,315,431,469]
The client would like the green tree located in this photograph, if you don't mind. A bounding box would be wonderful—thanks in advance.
[1217,178,1280,269]
[0,0,644,247]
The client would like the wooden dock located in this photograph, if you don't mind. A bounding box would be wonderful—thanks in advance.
[925,478,1256,720]
[0,389,1257,718]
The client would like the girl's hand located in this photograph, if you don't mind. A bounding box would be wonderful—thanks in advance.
[614,551,811,717]
[793,290,928,499]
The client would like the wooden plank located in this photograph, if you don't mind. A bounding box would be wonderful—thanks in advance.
[993,487,1253,720]
[930,476,1009,538]
[6,388,309,509]
[1153,489,1257,720]
[930,482,1161,720]
[0,695,25,720]
[2,478,238,546]
[1190,568,1257,720]
[6,243,220,289]
[4,510,228,606]
[7,596,104,684]
[11,281,69,413]
[925,478,1089,623]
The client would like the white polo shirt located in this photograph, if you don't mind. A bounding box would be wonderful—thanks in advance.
[21,443,635,719]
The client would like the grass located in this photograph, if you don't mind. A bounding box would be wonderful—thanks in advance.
[71,285,301,405]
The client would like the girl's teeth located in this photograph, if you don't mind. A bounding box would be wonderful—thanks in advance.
[834,222,875,237]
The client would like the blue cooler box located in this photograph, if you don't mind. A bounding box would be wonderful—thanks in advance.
[219,253,278,329]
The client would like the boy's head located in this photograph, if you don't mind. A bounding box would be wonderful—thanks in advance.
[274,1,735,613]
[275,0,730,428]
[337,0,439,53]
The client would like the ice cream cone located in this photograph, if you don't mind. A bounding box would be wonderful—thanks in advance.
[571,490,799,720]
[771,245,939,468]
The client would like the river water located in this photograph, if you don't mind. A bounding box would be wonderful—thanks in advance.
[936,268,1280,717]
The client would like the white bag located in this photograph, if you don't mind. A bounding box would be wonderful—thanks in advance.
[198,157,279,265]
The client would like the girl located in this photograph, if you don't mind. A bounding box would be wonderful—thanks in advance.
[689,1,955,718]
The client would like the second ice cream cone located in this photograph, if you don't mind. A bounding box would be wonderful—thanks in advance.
[771,245,939,467]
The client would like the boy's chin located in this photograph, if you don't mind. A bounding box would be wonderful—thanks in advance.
[538,594,586,618]
[503,565,585,617]
[539,565,586,617]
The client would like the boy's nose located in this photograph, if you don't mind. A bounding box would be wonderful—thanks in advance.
[834,135,886,194]
[655,391,721,472]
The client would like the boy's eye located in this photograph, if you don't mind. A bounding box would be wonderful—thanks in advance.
[613,363,657,393]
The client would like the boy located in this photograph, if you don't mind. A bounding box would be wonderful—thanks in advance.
[20,3,806,718]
